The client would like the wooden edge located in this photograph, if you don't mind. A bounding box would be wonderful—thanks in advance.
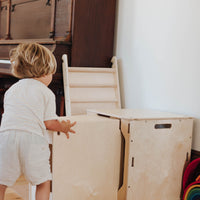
[0,39,55,44]
[68,67,115,73]
[62,54,71,116]
[117,119,130,200]
[111,56,121,108]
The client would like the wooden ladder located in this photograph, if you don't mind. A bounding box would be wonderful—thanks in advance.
[62,54,121,116]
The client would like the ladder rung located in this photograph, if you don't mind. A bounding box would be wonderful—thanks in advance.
[71,100,118,103]
[68,67,116,73]
[69,83,117,88]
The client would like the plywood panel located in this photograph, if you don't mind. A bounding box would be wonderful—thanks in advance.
[52,115,121,200]
[127,119,193,200]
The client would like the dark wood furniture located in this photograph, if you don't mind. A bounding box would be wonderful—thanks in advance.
[191,149,200,160]
[71,0,116,67]
[0,0,117,117]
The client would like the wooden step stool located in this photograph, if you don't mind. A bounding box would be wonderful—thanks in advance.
[52,109,193,200]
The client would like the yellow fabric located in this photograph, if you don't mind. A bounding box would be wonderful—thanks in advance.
[195,175,200,181]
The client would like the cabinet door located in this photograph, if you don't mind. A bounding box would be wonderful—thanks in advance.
[0,0,52,39]
[52,115,121,200]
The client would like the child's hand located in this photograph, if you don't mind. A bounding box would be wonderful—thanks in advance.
[44,119,76,139]
[60,120,76,139]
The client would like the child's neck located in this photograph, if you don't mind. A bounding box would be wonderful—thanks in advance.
[33,76,49,86]
[33,74,52,86]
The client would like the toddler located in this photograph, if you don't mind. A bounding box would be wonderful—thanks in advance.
[0,42,76,200]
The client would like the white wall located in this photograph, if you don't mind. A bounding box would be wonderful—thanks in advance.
[114,0,200,151]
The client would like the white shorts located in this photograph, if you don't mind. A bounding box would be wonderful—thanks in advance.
[0,130,52,186]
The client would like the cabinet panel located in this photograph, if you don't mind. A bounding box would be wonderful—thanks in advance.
[71,0,116,67]
[0,0,73,40]
[55,0,73,40]
[10,0,51,39]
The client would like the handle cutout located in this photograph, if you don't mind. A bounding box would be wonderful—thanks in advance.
[154,123,172,129]
[131,157,134,167]
[118,133,125,190]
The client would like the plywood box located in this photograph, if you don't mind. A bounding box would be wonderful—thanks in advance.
[89,109,193,200]
[52,109,193,200]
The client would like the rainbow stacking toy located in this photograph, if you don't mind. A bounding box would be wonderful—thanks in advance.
[182,158,200,200]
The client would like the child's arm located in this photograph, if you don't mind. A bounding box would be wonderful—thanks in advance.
[44,119,76,139]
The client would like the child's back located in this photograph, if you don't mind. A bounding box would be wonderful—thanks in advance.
[1,78,57,142]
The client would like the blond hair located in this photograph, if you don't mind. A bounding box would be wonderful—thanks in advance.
[9,42,57,78]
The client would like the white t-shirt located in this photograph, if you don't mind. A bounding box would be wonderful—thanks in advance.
[0,78,58,143]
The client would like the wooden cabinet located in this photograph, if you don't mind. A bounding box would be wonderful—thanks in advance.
[0,0,116,67]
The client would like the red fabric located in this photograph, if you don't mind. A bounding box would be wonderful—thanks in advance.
[182,158,200,191]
